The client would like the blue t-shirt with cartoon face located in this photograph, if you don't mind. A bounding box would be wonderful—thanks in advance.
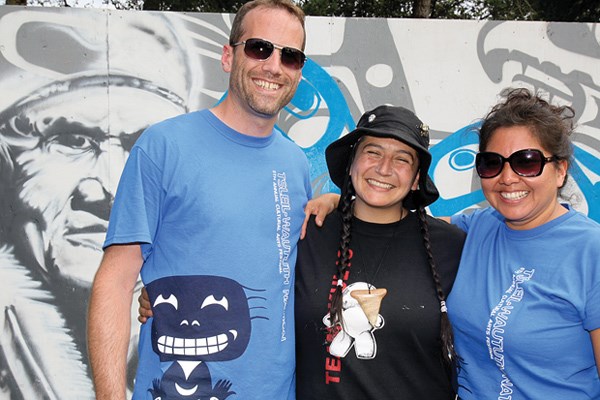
[105,109,311,400]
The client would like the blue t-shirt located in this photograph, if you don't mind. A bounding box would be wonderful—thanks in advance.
[105,109,312,399]
[448,207,600,399]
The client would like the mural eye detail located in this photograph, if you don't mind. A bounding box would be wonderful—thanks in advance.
[180,320,189,326]
[153,294,178,310]
[201,295,228,311]
[45,133,98,156]
[449,149,477,172]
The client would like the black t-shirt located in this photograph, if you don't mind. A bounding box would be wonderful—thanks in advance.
[295,210,466,399]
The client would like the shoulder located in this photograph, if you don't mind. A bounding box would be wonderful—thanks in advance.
[302,211,343,242]
[421,214,464,288]
[132,110,211,163]
[566,209,600,228]
[148,109,207,133]
[274,131,308,159]
[136,110,206,146]
[560,209,600,241]
[426,214,467,244]
[450,207,502,233]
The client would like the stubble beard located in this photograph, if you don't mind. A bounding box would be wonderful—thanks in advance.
[230,65,298,118]
[247,87,295,117]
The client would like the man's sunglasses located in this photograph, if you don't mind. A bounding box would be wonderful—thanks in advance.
[475,149,560,179]
[231,38,306,70]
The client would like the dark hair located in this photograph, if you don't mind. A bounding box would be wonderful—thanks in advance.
[480,87,574,187]
[229,0,306,50]
[328,145,458,366]
[415,206,458,366]
[328,171,355,332]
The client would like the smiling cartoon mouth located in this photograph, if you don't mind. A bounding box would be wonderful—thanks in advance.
[157,330,238,356]
[175,383,198,396]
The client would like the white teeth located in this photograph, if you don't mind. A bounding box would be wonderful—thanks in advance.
[367,179,393,189]
[156,331,235,356]
[255,79,280,90]
[501,190,528,200]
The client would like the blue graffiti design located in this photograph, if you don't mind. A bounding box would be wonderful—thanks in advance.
[429,124,485,217]
[570,145,600,221]
[282,59,355,195]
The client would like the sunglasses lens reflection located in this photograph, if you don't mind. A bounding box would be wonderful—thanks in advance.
[243,39,305,69]
[244,39,274,60]
[476,154,503,178]
[513,150,543,176]
[280,47,305,69]
[476,150,546,178]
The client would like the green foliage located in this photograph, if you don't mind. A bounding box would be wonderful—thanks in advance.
[143,0,243,11]
[297,0,413,18]
[138,0,599,21]
[431,0,490,19]
[538,0,600,22]
[483,0,538,20]
[299,0,599,21]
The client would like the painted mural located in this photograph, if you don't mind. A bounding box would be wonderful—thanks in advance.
[0,6,598,399]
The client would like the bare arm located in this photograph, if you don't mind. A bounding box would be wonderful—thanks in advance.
[87,244,144,400]
[591,329,600,377]
[301,193,340,239]
[137,286,153,324]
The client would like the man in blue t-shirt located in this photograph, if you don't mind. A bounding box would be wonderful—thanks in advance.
[87,1,312,399]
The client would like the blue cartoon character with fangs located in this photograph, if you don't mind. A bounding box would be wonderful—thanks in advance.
[145,275,254,399]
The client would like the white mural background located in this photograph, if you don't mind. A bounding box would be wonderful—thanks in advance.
[0,6,598,399]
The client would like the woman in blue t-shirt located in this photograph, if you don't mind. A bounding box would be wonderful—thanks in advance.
[446,88,600,399]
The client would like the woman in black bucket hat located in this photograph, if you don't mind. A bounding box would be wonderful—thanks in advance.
[294,105,465,399]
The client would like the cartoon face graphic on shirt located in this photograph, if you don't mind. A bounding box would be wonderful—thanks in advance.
[145,275,259,399]
[146,275,253,363]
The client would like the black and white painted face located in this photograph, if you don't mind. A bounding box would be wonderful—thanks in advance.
[1,81,187,288]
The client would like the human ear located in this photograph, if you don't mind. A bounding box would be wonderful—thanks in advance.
[411,171,420,191]
[555,159,568,188]
[221,44,234,73]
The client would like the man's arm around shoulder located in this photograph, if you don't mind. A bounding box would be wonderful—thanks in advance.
[87,244,143,400]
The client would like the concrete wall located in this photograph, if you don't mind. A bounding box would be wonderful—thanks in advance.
[0,6,598,398]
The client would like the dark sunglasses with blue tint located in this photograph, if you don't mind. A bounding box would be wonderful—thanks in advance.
[475,149,560,179]
[231,38,306,70]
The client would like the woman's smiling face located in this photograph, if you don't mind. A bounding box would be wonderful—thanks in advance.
[350,136,420,223]
[480,125,568,230]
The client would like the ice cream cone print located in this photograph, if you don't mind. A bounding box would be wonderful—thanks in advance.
[351,288,387,327]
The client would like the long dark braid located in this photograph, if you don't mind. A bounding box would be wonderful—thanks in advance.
[328,173,356,331]
[416,206,459,366]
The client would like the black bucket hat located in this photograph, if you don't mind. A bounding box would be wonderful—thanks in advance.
[325,105,439,210]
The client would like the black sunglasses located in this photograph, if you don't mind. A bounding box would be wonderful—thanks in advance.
[231,38,306,70]
[475,149,560,179]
